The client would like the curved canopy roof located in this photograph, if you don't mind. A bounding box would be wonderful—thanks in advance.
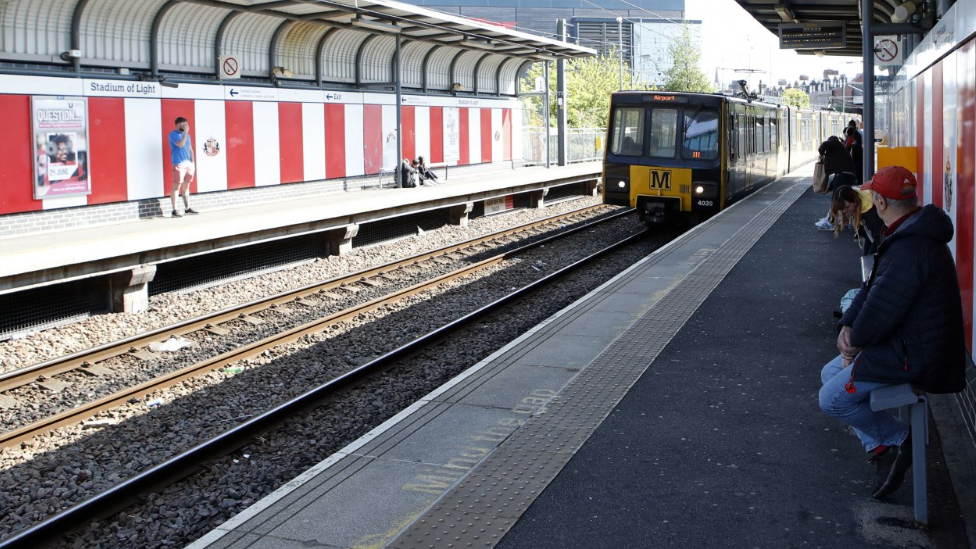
[0,0,595,95]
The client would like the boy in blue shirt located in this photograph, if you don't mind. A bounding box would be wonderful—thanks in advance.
[169,117,198,217]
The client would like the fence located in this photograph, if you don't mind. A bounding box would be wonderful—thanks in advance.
[522,127,606,166]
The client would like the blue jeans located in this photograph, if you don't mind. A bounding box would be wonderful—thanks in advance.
[819,355,909,452]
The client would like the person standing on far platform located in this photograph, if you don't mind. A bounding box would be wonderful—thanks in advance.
[847,119,863,145]
[169,117,198,218]
[818,166,966,499]
[845,127,864,185]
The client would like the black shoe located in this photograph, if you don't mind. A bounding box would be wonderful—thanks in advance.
[185,208,198,215]
[171,210,183,218]
[868,447,897,494]
[873,435,913,499]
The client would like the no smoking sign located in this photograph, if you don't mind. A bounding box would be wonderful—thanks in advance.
[220,55,241,79]
[874,38,900,66]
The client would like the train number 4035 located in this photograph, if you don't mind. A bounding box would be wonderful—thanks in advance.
[649,170,672,190]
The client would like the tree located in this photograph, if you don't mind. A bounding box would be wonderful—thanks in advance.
[661,26,713,93]
[781,88,810,108]
[564,49,633,128]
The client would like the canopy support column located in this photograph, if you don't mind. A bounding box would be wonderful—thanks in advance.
[556,19,568,166]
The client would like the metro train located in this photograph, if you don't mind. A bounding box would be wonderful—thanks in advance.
[602,90,846,224]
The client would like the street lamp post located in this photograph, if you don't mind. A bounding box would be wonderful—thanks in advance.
[617,17,623,90]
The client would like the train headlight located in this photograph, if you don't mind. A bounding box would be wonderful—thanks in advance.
[692,182,718,198]
[617,180,626,188]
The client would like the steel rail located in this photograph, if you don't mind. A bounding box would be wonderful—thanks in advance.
[0,216,645,549]
[0,205,614,395]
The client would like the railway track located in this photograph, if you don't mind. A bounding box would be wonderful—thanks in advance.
[0,205,632,448]
[0,207,651,549]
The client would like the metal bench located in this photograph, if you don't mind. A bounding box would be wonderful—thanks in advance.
[869,383,929,524]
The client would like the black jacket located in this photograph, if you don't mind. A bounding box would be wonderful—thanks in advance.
[839,205,966,393]
[858,207,883,256]
[818,137,855,176]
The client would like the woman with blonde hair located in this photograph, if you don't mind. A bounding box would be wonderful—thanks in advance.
[831,185,883,256]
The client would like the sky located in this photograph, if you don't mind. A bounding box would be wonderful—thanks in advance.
[684,0,862,90]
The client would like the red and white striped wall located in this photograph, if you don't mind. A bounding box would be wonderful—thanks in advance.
[0,75,521,216]
[910,36,976,352]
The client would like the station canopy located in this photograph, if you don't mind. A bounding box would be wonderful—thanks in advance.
[734,0,924,57]
[211,0,597,60]
[0,0,596,95]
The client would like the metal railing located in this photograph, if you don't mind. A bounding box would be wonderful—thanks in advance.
[522,127,606,166]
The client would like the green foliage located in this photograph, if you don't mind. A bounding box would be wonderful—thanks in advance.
[661,26,713,93]
[564,49,642,128]
[781,88,810,108]
[521,48,649,129]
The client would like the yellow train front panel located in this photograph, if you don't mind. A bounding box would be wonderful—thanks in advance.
[629,166,694,212]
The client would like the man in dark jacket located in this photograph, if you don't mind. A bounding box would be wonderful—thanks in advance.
[818,136,857,190]
[819,166,966,499]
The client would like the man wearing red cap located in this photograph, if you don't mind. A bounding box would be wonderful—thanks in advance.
[819,166,966,499]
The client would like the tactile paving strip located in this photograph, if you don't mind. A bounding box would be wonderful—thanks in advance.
[386,181,808,549]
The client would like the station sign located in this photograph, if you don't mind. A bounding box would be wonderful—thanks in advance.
[401,95,430,106]
[484,195,514,215]
[224,86,278,102]
[778,21,847,50]
[84,78,161,98]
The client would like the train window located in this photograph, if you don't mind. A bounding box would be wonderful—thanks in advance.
[609,107,645,156]
[756,118,764,153]
[737,115,746,159]
[769,119,777,150]
[648,108,677,158]
[682,108,718,160]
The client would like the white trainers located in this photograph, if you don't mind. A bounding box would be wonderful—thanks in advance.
[814,216,833,231]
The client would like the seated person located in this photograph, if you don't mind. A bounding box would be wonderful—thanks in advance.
[415,156,439,183]
[400,158,419,188]
[831,185,883,256]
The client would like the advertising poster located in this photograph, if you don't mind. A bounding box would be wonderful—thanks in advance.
[32,96,90,199]
[443,107,460,162]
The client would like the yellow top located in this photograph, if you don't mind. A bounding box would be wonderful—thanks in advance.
[856,188,873,214]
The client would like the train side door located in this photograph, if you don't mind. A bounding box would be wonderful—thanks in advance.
[731,105,746,198]
[725,105,735,196]
[745,108,755,192]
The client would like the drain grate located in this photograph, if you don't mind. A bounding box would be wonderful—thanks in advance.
[0,278,108,340]
[150,233,327,296]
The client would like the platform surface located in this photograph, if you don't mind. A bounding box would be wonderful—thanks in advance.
[0,162,601,286]
[190,166,972,549]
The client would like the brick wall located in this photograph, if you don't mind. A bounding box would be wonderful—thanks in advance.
[958,362,976,451]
